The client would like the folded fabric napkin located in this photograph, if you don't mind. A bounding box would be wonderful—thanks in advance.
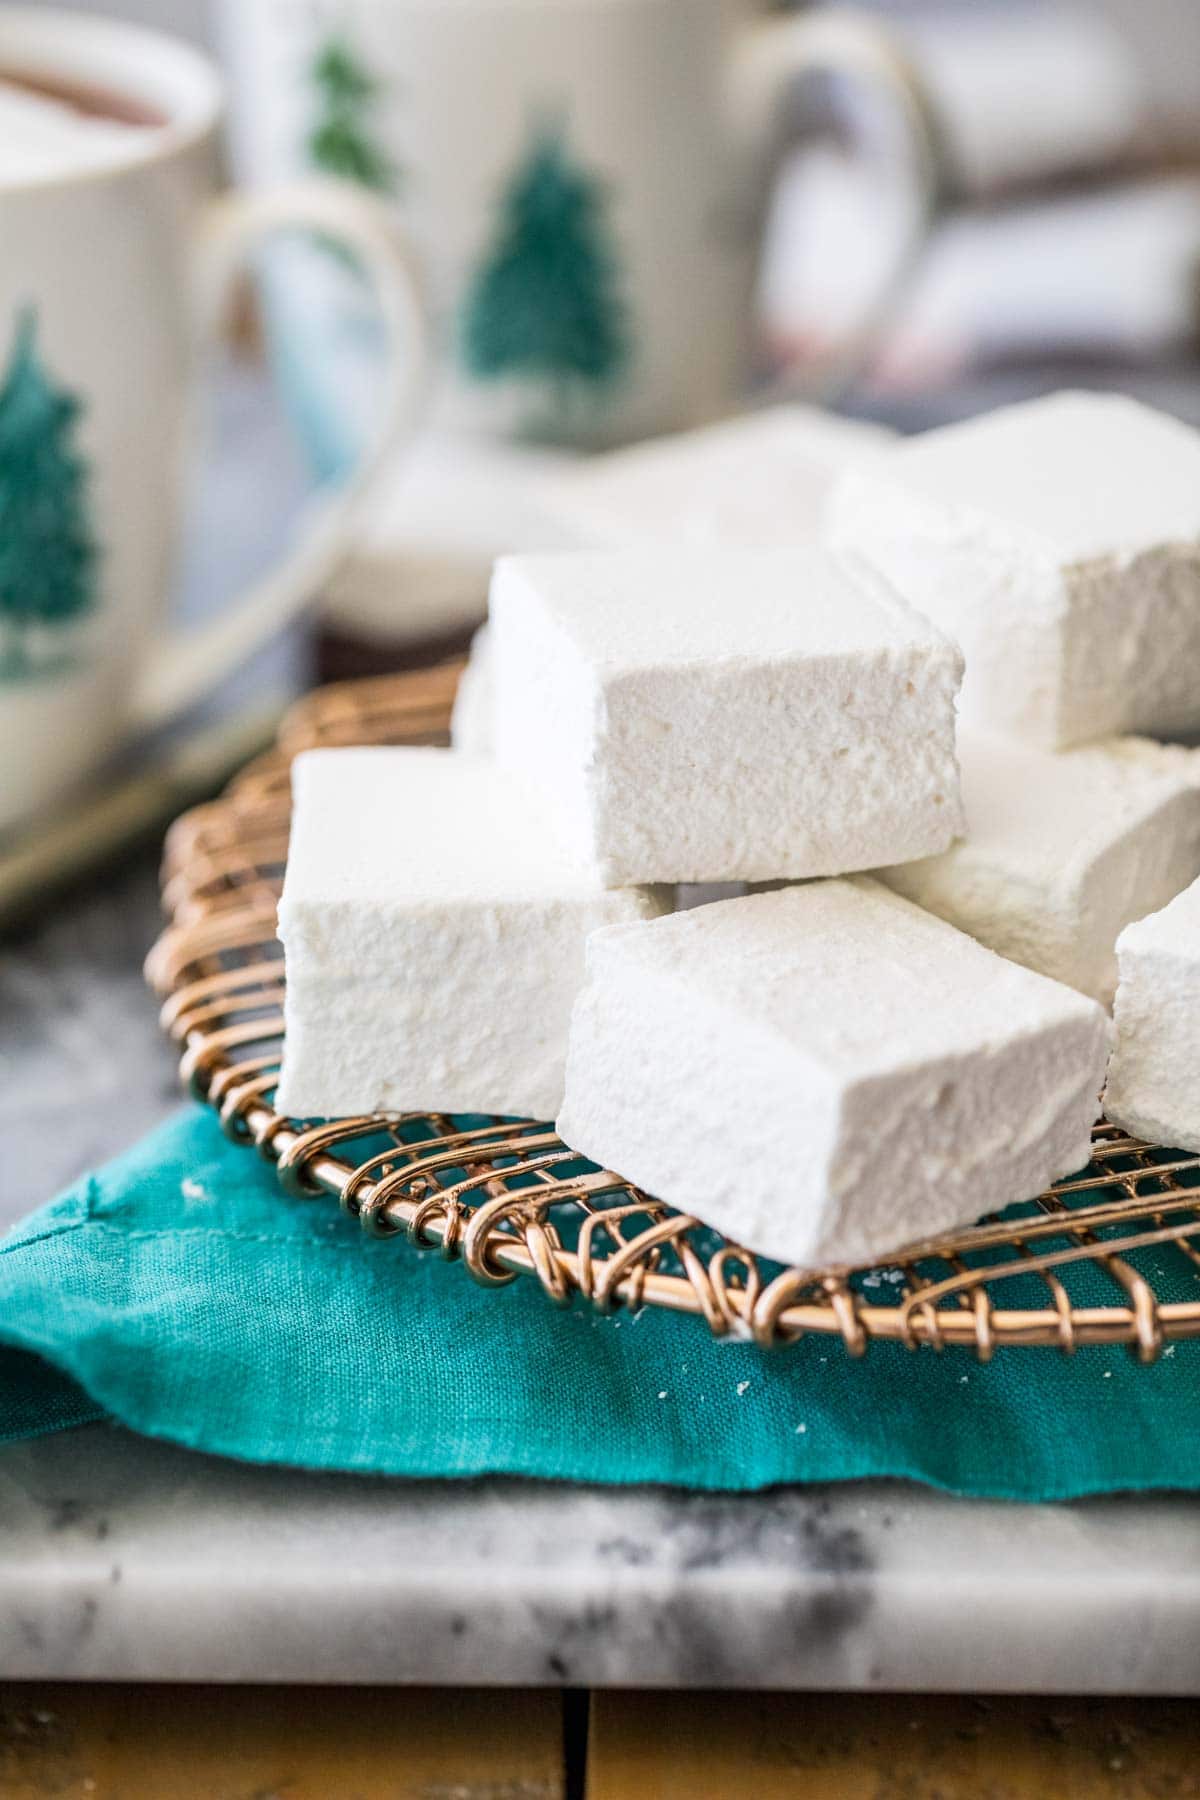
[2,1104,1198,1500]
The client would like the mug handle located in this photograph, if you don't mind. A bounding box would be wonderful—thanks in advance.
[131,179,428,730]
[729,7,944,401]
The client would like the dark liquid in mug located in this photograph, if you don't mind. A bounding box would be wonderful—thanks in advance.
[0,66,167,130]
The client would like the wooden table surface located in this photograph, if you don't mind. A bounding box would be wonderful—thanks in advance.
[2,1684,1199,1797]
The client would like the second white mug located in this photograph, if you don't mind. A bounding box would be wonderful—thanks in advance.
[222,0,937,463]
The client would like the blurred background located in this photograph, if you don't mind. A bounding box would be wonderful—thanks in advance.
[50,0,1200,427]
[755,0,1200,425]
[6,0,1200,1216]
[173,0,1200,667]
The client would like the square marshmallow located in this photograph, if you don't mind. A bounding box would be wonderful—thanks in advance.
[877,734,1200,1006]
[275,748,667,1121]
[1105,878,1200,1150]
[490,549,965,886]
[450,623,493,756]
[543,406,894,549]
[827,392,1200,749]
[452,410,893,760]
[558,881,1109,1269]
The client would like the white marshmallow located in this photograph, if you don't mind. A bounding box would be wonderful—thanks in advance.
[544,406,894,549]
[0,78,159,183]
[1105,878,1200,1149]
[276,748,667,1121]
[450,624,492,755]
[877,734,1200,1006]
[456,411,895,760]
[827,392,1200,749]
[490,548,965,886]
[557,881,1109,1269]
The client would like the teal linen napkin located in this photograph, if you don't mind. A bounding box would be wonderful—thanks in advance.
[2,1104,1199,1498]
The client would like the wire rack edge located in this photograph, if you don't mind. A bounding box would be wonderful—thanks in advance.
[146,664,1200,1364]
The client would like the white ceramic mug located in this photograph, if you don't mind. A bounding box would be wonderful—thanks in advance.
[221,0,937,467]
[0,6,428,835]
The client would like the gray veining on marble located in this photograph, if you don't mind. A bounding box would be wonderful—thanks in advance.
[1,1425,1198,1692]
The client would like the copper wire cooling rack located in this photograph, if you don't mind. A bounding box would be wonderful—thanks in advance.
[146,664,1200,1363]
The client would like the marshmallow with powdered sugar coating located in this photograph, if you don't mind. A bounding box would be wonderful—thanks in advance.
[450,624,492,755]
[827,391,1200,749]
[275,747,668,1122]
[453,411,894,760]
[543,405,894,548]
[877,733,1200,1007]
[1105,878,1200,1150]
[556,880,1109,1269]
[490,548,965,886]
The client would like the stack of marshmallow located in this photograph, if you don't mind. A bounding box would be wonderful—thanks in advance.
[277,393,1200,1270]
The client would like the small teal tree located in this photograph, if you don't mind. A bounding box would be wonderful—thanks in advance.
[462,122,630,435]
[0,308,97,680]
[307,35,393,194]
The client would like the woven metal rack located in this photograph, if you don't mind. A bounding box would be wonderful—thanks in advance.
[146,663,1200,1363]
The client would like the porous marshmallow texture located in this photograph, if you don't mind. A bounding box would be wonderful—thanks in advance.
[827,391,1200,749]
[877,734,1200,1007]
[1105,878,1200,1151]
[276,748,668,1121]
[490,549,965,886]
[557,881,1109,1269]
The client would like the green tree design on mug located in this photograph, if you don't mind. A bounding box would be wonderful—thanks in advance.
[0,308,97,682]
[462,121,630,437]
[307,36,394,194]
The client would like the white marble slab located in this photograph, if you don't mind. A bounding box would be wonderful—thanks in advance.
[1,1425,1198,1692]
